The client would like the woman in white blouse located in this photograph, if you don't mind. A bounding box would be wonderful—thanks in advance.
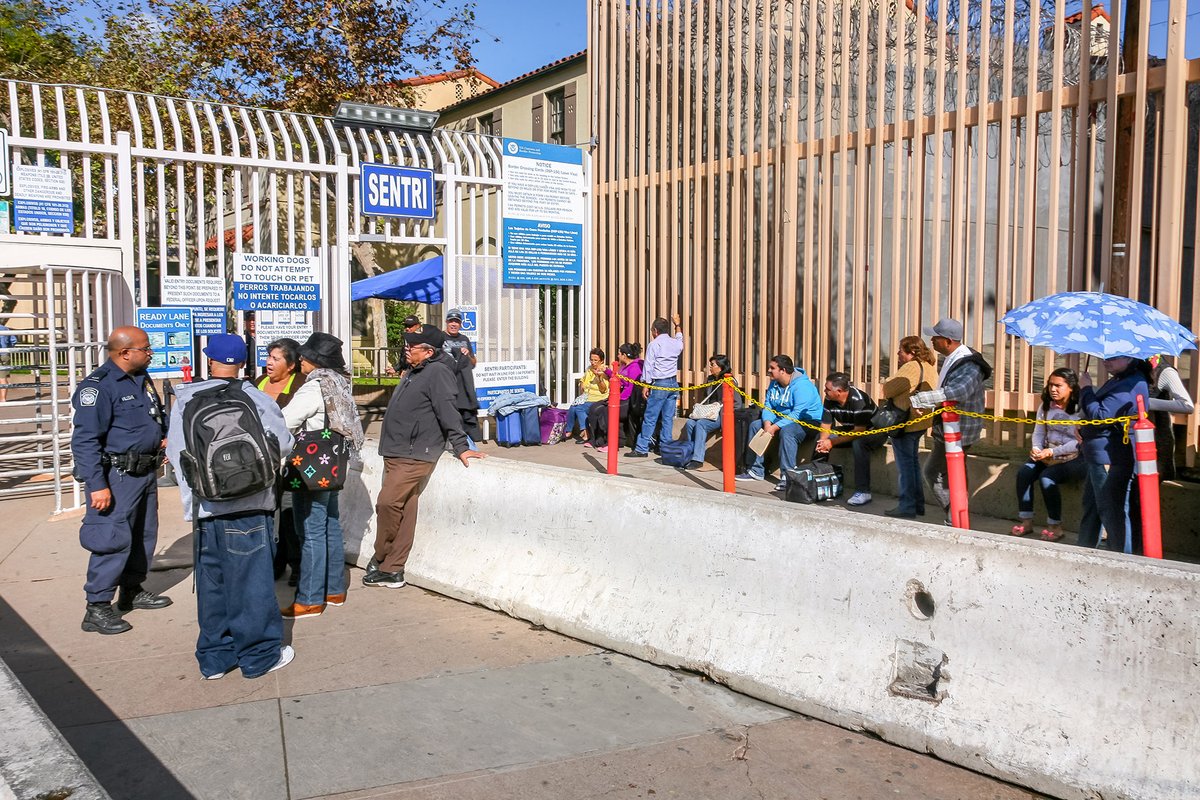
[280,333,364,620]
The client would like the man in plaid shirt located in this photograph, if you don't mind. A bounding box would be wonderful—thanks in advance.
[910,319,993,519]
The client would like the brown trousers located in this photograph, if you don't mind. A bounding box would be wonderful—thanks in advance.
[373,457,438,573]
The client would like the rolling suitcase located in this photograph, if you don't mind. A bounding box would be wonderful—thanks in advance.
[496,412,524,447]
[520,406,542,446]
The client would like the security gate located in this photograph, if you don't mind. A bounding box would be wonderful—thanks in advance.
[0,79,592,511]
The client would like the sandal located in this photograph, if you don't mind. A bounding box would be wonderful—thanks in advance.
[1010,523,1033,537]
[1040,528,1065,542]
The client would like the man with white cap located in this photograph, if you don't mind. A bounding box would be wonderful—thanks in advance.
[909,318,993,519]
[442,308,480,441]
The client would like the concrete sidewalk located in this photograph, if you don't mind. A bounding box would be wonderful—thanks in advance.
[0,489,1041,800]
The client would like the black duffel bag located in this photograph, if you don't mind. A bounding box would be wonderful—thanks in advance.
[784,460,844,504]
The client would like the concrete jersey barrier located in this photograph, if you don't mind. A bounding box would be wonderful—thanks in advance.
[344,445,1200,800]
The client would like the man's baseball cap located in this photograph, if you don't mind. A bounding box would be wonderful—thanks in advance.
[922,318,964,341]
[405,327,444,349]
[402,315,421,328]
[445,308,464,323]
[203,333,248,364]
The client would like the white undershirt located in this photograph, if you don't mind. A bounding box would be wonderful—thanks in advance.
[937,344,972,388]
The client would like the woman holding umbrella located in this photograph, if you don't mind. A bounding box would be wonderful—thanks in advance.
[1001,291,1196,554]
[1076,358,1150,554]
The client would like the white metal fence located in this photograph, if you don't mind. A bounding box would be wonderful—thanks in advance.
[1,79,591,509]
[0,265,116,513]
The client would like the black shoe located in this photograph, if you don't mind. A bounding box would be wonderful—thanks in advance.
[116,586,173,613]
[684,460,703,470]
[82,602,132,635]
[287,570,300,588]
[624,450,648,458]
[884,508,917,519]
[365,558,380,575]
[362,569,406,589]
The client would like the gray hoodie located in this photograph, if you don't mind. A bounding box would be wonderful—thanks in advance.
[166,378,294,521]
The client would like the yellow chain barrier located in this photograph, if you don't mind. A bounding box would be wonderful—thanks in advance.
[609,373,1137,441]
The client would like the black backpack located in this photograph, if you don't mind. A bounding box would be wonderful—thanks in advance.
[178,379,281,501]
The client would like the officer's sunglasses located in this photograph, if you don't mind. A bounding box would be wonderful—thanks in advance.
[125,346,154,353]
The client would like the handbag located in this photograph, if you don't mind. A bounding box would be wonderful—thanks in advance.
[284,428,349,491]
[570,393,591,406]
[870,398,908,431]
[691,402,720,421]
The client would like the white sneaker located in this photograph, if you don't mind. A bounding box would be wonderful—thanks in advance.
[266,645,295,675]
[846,492,872,506]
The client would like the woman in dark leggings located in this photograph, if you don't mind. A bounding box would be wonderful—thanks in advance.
[585,343,642,451]
[1075,357,1150,554]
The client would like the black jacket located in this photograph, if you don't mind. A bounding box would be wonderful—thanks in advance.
[379,351,469,461]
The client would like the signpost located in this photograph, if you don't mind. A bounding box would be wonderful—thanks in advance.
[501,139,585,286]
[255,312,313,367]
[162,275,227,336]
[136,307,193,378]
[13,164,73,234]
[474,360,538,410]
[232,253,321,311]
[360,163,436,219]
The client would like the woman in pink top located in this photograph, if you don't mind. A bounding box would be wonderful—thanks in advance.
[585,342,643,451]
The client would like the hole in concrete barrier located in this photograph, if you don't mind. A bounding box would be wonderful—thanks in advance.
[889,639,949,703]
[904,579,936,620]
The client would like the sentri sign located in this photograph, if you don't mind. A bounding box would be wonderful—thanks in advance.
[360,163,436,220]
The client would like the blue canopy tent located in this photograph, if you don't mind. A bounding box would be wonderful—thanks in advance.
[350,255,444,304]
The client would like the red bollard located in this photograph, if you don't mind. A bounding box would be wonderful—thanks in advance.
[1132,394,1163,559]
[607,361,620,476]
[721,378,735,494]
[181,364,193,383]
[941,402,970,529]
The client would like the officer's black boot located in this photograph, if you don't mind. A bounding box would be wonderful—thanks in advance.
[116,585,173,614]
[81,602,132,635]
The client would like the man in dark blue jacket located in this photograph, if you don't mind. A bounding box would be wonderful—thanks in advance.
[1076,357,1150,554]
[71,326,171,635]
[367,328,485,589]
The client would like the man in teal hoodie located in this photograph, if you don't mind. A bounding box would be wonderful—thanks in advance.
[737,355,824,490]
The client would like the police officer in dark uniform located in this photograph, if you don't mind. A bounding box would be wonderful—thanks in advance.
[72,326,172,635]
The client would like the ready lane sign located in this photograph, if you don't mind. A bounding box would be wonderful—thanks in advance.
[360,163,436,219]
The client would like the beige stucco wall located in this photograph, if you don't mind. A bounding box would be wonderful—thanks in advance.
[438,57,589,147]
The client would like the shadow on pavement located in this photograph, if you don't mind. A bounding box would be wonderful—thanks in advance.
[0,593,195,800]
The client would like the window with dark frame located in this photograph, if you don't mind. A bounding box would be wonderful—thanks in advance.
[478,114,495,136]
[548,90,565,145]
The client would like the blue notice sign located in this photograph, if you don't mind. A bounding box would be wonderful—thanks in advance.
[501,139,585,286]
[13,165,75,234]
[189,306,227,336]
[361,164,436,219]
[136,307,193,378]
[233,282,320,311]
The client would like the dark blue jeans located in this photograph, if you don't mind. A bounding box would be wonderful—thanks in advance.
[889,430,925,514]
[1015,458,1086,525]
[195,511,282,679]
[1076,459,1135,553]
[635,379,679,453]
[292,490,346,605]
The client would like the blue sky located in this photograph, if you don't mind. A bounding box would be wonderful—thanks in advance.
[462,1,588,83]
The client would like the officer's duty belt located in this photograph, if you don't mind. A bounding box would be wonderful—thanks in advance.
[101,450,162,476]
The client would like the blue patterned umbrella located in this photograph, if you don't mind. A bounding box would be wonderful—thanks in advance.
[1000,292,1197,359]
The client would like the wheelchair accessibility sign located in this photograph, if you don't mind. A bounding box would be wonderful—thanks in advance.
[457,305,479,345]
